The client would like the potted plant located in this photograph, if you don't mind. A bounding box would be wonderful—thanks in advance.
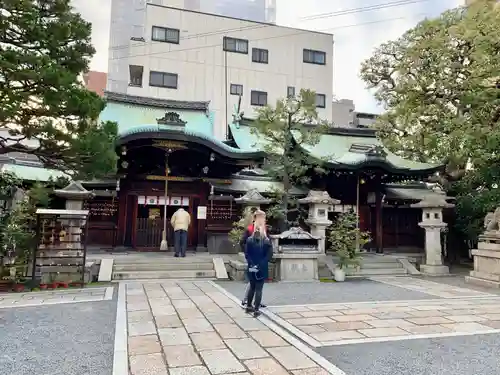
[228,217,246,252]
[58,280,69,288]
[48,274,58,289]
[327,211,371,282]
[12,275,27,292]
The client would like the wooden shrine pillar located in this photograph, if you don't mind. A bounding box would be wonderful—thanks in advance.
[197,182,209,251]
[374,176,384,254]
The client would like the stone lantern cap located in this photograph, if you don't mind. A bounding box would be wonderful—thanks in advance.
[410,193,454,209]
[234,188,271,205]
[298,190,340,205]
[54,181,95,200]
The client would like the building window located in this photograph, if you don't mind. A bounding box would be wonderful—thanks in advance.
[251,90,267,106]
[223,37,248,54]
[287,86,295,98]
[303,49,326,65]
[230,84,243,96]
[252,48,269,64]
[315,93,326,108]
[152,26,180,44]
[129,65,143,87]
[149,71,178,89]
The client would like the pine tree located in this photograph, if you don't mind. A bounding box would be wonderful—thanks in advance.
[0,0,117,179]
[251,89,327,230]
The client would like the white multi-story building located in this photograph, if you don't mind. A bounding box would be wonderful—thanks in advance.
[331,99,378,128]
[107,3,333,139]
[176,0,276,23]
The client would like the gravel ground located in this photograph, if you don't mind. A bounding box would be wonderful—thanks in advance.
[317,333,500,375]
[216,279,437,306]
[0,291,117,375]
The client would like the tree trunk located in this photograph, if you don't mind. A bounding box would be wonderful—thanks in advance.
[279,114,293,232]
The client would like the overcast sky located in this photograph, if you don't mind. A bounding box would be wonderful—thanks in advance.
[72,0,462,113]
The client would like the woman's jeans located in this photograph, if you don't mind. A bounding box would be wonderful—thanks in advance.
[246,278,265,310]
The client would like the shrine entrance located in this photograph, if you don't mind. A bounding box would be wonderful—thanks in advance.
[134,195,196,250]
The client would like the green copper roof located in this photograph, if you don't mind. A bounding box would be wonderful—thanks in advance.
[228,122,270,151]
[101,96,263,159]
[118,124,254,155]
[229,121,440,173]
[211,175,307,195]
[1,164,66,182]
[384,183,455,201]
[100,101,215,137]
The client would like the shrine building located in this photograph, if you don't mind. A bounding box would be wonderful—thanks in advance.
[79,92,449,254]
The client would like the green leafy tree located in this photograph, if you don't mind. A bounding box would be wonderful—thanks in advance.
[328,211,371,269]
[0,171,20,201]
[251,89,327,230]
[360,0,500,248]
[360,0,500,182]
[0,0,117,179]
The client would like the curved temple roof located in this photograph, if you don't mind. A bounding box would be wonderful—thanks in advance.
[99,94,264,160]
[229,121,441,174]
[117,124,263,160]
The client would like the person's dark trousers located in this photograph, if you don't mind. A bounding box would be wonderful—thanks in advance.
[246,278,265,311]
[174,229,188,257]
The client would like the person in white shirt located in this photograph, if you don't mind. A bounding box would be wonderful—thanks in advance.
[170,207,191,257]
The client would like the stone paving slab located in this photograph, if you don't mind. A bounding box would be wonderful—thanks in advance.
[0,287,113,308]
[317,333,500,375]
[266,293,500,346]
[122,281,334,375]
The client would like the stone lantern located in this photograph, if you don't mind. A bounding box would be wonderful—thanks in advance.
[298,190,340,253]
[54,181,94,211]
[54,181,94,248]
[411,193,454,275]
[234,188,271,219]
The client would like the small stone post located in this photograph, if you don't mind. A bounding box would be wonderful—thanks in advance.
[411,194,454,276]
[298,191,340,254]
[54,182,94,249]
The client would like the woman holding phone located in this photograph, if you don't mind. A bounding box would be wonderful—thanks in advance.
[244,210,273,317]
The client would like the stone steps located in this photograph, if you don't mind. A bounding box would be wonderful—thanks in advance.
[112,269,216,280]
[359,261,404,269]
[110,254,217,280]
[113,262,214,272]
[346,267,408,276]
[319,255,410,278]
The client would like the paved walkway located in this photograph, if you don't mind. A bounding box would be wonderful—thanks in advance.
[266,295,500,346]
[118,281,335,375]
[0,287,114,309]
[261,277,500,347]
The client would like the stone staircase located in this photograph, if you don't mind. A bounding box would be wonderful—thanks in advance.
[320,253,412,279]
[111,255,217,280]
